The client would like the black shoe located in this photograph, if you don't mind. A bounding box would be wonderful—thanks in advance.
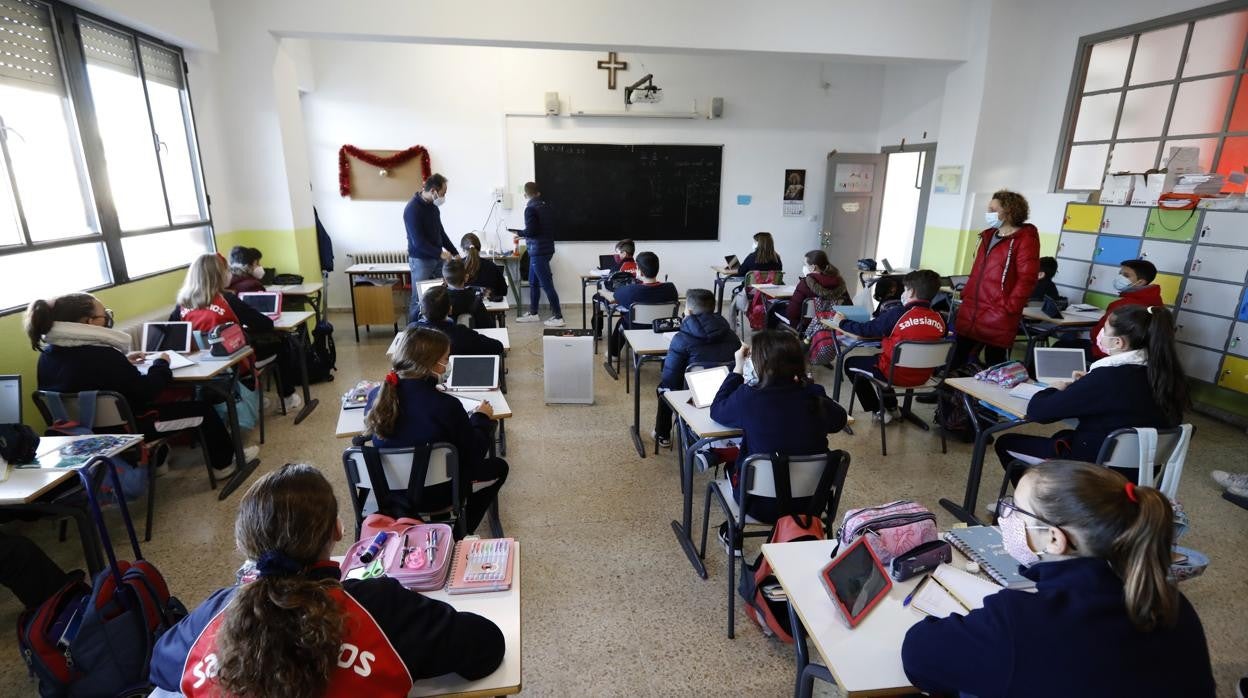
[718,522,742,557]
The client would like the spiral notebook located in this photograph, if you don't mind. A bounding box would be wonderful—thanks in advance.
[943,526,1036,590]
[447,538,515,595]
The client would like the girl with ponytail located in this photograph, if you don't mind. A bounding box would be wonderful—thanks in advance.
[994,304,1189,478]
[363,327,509,535]
[150,463,505,696]
[458,232,508,301]
[903,460,1214,697]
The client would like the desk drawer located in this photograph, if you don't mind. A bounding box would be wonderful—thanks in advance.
[1174,311,1232,352]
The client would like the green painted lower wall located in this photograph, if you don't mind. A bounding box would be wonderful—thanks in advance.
[215,228,320,282]
[919,227,1058,275]
[1192,382,1248,424]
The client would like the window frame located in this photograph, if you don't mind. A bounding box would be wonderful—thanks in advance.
[0,0,214,315]
[1051,0,1248,193]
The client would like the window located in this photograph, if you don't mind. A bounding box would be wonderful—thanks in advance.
[0,0,212,313]
[1054,6,1248,193]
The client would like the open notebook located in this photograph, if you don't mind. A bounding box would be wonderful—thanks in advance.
[910,563,1005,618]
[136,352,196,374]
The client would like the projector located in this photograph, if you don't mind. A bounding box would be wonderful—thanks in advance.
[630,87,662,104]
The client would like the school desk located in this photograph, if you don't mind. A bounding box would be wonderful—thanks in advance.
[711,265,743,314]
[938,377,1034,525]
[270,310,319,424]
[482,251,522,319]
[1020,306,1103,326]
[170,347,259,500]
[762,538,969,698]
[623,329,675,457]
[345,262,410,341]
[484,296,511,328]
[580,270,609,329]
[335,389,512,457]
[269,281,325,322]
[388,328,512,393]
[663,389,742,580]
[752,283,798,299]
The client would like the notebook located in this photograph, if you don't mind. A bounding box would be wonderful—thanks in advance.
[447,538,515,594]
[1007,382,1047,400]
[135,352,196,374]
[944,526,1036,590]
[910,563,1005,618]
[832,305,871,324]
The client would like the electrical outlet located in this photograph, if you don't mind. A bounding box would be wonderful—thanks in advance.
[491,187,505,201]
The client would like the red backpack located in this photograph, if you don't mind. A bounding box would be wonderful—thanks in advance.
[744,271,783,331]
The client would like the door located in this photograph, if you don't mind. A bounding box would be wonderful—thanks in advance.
[1053,259,1091,290]
[1173,311,1232,352]
[876,143,936,269]
[1196,211,1246,246]
[823,152,887,277]
[1228,322,1248,358]
[1180,278,1240,317]
[1062,204,1104,233]
[1086,264,1123,295]
[1176,343,1223,383]
[1091,235,1141,266]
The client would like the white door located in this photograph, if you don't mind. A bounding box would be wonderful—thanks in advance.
[1087,264,1122,295]
[1176,343,1223,383]
[1189,245,1248,284]
[1053,259,1091,289]
[1174,311,1232,352]
[1098,206,1149,237]
[1180,278,1240,317]
[1197,211,1248,247]
[824,153,888,276]
[1138,239,1192,274]
[1056,232,1097,261]
[1229,321,1248,358]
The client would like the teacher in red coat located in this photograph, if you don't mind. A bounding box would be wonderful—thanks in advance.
[952,190,1040,368]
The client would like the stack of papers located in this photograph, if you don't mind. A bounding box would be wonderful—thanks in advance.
[136,352,196,374]
[1008,383,1047,400]
[910,564,1005,618]
[1170,174,1224,196]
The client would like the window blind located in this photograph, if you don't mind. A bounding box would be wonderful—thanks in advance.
[80,19,134,74]
[0,0,61,92]
[139,41,181,89]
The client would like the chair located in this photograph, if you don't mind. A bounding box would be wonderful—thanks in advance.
[846,339,954,456]
[775,297,815,336]
[593,272,636,355]
[32,390,215,541]
[994,424,1194,515]
[698,450,850,638]
[731,270,786,339]
[254,354,278,443]
[612,301,680,386]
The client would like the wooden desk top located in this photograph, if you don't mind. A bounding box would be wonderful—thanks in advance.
[1021,306,1103,327]
[0,435,144,505]
[346,262,410,275]
[711,265,742,276]
[336,389,512,438]
[623,329,675,355]
[273,311,315,331]
[943,376,1031,420]
[662,389,741,439]
[762,539,968,697]
[170,347,255,382]
[269,282,324,295]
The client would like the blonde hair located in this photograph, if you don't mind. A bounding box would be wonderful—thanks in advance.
[364,327,450,438]
[177,254,229,310]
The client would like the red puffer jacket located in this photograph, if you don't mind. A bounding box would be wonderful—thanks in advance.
[955,225,1040,348]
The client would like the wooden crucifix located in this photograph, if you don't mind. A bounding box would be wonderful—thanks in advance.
[597,51,627,90]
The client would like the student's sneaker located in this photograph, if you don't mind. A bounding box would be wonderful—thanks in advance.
[694,450,716,473]
[1211,470,1248,492]
[543,316,566,328]
[282,392,304,412]
[873,408,900,425]
[243,445,260,462]
[516,313,542,323]
[652,431,672,449]
[718,522,743,558]
[212,462,237,479]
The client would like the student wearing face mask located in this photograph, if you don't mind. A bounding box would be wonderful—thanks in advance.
[364,327,507,535]
[902,460,1215,698]
[226,246,267,294]
[773,250,850,330]
[1087,259,1164,359]
[993,305,1188,479]
[404,174,460,318]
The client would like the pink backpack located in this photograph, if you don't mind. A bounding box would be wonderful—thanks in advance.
[745,271,783,331]
[837,500,937,565]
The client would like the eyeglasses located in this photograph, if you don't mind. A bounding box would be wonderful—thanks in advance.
[90,309,115,328]
[996,496,1060,529]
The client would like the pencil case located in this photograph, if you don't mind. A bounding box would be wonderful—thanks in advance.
[340,522,453,591]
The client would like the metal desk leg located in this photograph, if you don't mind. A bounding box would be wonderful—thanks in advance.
[939,393,1027,525]
[349,274,361,342]
[630,350,645,458]
[603,311,620,380]
[714,275,725,315]
[211,370,261,500]
[582,279,590,329]
[788,600,835,698]
[670,423,710,579]
[288,328,320,425]
[498,419,507,457]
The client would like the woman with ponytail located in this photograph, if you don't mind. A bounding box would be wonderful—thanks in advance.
[364,327,508,534]
[460,232,507,301]
[994,304,1188,478]
[150,464,504,696]
[903,460,1214,696]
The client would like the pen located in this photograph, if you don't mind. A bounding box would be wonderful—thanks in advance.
[903,574,929,607]
[426,530,436,565]
[400,532,409,568]
[928,574,972,613]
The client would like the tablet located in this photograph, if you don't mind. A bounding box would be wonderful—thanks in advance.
[142,322,193,353]
[598,254,617,270]
[724,255,739,268]
[880,258,893,274]
[1034,347,1086,385]
[414,279,444,303]
[819,537,893,628]
[239,291,282,318]
[686,365,730,408]
[445,355,499,391]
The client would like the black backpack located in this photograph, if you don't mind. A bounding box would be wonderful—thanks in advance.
[306,320,337,383]
[933,361,984,443]
[0,423,39,464]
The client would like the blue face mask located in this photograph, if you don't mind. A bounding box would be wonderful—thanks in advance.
[985,212,1003,229]
[1112,275,1135,293]
[743,358,759,386]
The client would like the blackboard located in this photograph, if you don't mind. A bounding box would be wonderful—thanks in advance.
[533,143,722,241]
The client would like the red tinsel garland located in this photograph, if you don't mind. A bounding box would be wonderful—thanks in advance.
[338,144,432,197]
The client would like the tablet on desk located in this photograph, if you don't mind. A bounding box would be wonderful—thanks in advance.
[239,291,283,319]
[1033,347,1086,385]
[598,254,617,270]
[723,255,739,269]
[142,322,193,353]
[686,365,730,408]
[445,355,499,391]
[820,537,893,628]
[414,279,444,303]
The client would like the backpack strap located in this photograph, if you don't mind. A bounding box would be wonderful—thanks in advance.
[43,392,97,435]
[360,444,433,518]
[770,452,802,526]
[772,450,840,529]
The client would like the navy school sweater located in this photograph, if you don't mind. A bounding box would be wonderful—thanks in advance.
[411,319,504,358]
[613,281,679,327]
[710,372,847,466]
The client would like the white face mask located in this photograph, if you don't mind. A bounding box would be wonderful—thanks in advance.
[985,211,1003,229]
[900,289,914,305]
[433,195,446,207]
[1000,511,1043,567]
[802,265,817,276]
[752,241,759,251]
[251,266,265,280]
[743,357,759,386]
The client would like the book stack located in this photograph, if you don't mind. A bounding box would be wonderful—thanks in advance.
[1170,173,1225,196]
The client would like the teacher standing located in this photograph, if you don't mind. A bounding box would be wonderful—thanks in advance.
[516,181,565,327]
[404,173,459,322]
[952,189,1040,368]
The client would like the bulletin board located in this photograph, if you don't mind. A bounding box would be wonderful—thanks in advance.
[339,147,431,201]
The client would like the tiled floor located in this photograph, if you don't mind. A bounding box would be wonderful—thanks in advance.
[2,309,1246,696]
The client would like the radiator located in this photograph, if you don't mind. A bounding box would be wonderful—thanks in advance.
[349,251,407,265]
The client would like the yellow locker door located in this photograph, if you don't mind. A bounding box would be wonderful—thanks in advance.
[1155,273,1182,306]
[1217,355,1248,394]
[1063,204,1104,233]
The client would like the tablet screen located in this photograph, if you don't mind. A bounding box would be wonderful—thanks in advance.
[415,279,443,302]
[241,293,279,315]
[822,538,892,626]
[144,323,191,353]
[449,356,497,389]
[1034,348,1086,381]
[687,366,729,407]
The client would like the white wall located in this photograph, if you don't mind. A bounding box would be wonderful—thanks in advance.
[75,0,218,51]
[875,63,948,151]
[304,42,891,308]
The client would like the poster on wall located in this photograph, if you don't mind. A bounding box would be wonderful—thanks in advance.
[834,163,874,193]
[783,169,805,217]
[933,165,964,194]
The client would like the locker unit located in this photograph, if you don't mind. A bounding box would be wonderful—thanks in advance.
[1058,202,1248,401]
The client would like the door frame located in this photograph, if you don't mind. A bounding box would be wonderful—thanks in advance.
[879,142,937,269]
[823,151,889,264]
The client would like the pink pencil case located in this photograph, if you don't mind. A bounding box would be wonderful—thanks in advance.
[340,522,453,591]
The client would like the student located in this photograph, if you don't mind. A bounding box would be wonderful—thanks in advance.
[590,239,640,337]
[411,286,504,359]
[1030,256,1060,302]
[441,258,493,329]
[365,327,508,535]
[610,239,638,274]
[729,232,783,328]
[26,292,245,476]
[226,246,266,294]
[607,251,679,359]
[825,274,905,340]
[710,330,847,528]
[838,270,946,423]
[653,288,741,448]
[150,463,504,696]
[171,254,302,411]
[0,532,72,609]
[902,460,1215,697]
[460,232,507,301]
[994,305,1188,476]
[1087,259,1164,359]
[779,250,850,329]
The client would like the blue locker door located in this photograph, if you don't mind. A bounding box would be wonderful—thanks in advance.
[1092,235,1142,266]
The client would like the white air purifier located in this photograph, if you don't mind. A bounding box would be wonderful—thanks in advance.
[543,329,594,404]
